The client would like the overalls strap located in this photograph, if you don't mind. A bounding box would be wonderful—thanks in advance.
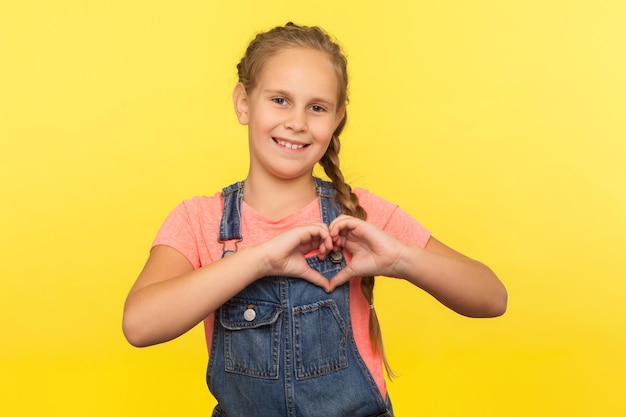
[218,178,342,244]
[218,181,244,255]
[313,177,343,225]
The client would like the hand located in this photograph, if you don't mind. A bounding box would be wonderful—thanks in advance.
[259,223,334,292]
[328,215,407,291]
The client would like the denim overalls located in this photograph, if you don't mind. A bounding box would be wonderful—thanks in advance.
[207,178,393,417]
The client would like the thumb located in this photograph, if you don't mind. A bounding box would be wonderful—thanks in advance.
[300,268,332,293]
[328,268,355,292]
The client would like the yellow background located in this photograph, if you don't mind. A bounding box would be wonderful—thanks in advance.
[1,1,625,415]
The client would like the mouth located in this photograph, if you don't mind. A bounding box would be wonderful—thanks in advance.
[273,138,308,150]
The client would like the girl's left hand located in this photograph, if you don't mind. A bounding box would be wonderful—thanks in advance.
[327,215,508,318]
[327,215,406,291]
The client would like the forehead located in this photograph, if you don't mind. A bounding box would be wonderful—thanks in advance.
[255,48,341,101]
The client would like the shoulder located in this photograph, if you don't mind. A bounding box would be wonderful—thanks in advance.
[353,188,399,223]
[176,192,223,219]
[354,188,394,208]
[354,187,431,247]
[152,191,225,268]
[156,191,223,234]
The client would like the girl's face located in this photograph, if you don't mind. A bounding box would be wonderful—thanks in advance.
[234,47,345,182]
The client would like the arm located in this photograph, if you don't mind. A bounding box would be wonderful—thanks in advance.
[328,215,507,317]
[122,223,335,347]
[122,245,265,347]
[397,236,507,317]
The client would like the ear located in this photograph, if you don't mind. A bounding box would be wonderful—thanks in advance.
[335,105,346,129]
[233,83,250,125]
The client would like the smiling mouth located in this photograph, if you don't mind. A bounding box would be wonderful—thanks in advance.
[274,138,307,149]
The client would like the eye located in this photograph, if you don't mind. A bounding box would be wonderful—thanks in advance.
[310,105,326,113]
[272,97,288,106]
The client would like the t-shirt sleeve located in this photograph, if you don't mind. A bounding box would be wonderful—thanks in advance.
[356,188,431,248]
[152,201,202,269]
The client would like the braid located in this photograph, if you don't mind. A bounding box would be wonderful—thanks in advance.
[320,135,395,378]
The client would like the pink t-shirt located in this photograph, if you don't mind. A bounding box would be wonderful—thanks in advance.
[152,187,430,397]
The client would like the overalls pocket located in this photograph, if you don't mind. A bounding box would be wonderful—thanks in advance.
[293,299,349,379]
[219,298,282,379]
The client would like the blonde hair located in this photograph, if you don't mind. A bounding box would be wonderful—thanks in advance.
[237,22,393,377]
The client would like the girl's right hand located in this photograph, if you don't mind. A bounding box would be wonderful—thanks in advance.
[123,223,336,347]
[258,223,334,292]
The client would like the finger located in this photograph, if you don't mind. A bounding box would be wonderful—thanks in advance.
[296,224,331,251]
[328,215,355,235]
[300,268,331,293]
[329,219,362,244]
[295,223,333,259]
[317,235,334,259]
[331,234,347,251]
[307,225,334,259]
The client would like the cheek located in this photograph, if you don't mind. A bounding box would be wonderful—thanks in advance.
[315,120,340,139]
[251,108,280,128]
[248,114,274,134]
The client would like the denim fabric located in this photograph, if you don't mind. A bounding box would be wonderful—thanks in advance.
[208,178,393,417]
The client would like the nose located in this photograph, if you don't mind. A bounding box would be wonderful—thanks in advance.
[284,108,307,132]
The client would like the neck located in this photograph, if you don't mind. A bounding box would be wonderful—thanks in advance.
[243,174,318,220]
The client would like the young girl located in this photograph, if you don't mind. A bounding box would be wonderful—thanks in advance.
[123,22,507,417]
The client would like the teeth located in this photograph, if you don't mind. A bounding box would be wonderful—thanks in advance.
[277,140,304,149]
